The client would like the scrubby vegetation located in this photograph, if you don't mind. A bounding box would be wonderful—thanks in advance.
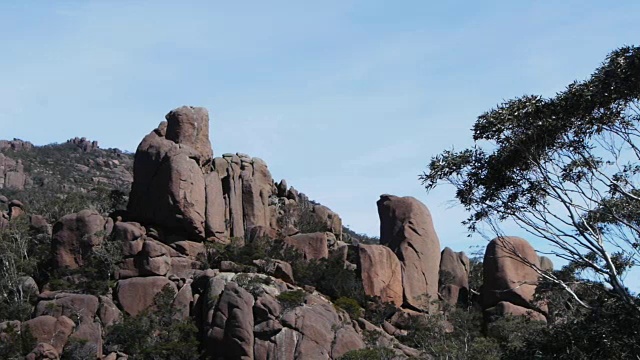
[105,285,200,360]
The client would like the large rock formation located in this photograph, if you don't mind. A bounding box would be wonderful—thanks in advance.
[66,137,99,152]
[482,236,546,320]
[127,106,340,244]
[193,271,368,360]
[439,247,470,305]
[128,106,213,240]
[357,244,403,306]
[0,153,27,190]
[377,195,441,311]
[51,210,113,269]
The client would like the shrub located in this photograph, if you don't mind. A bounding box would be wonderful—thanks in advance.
[339,347,395,360]
[334,297,363,319]
[0,323,35,359]
[105,285,200,360]
[277,290,306,311]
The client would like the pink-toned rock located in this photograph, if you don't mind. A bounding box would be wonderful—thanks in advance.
[128,107,212,240]
[358,244,403,306]
[311,205,342,241]
[165,106,213,161]
[8,199,24,219]
[253,259,295,284]
[30,215,52,236]
[98,296,122,328]
[173,283,194,320]
[214,154,245,240]
[23,315,75,354]
[439,247,470,305]
[254,328,298,360]
[168,257,201,279]
[25,343,59,360]
[112,222,145,242]
[332,326,366,359]
[116,258,140,279]
[283,232,329,260]
[485,301,547,323]
[205,171,227,241]
[70,320,103,358]
[0,153,27,191]
[115,276,177,316]
[280,294,363,360]
[35,292,103,357]
[170,241,205,258]
[377,195,441,311]
[35,293,99,321]
[140,255,172,276]
[208,282,254,359]
[483,236,541,311]
[241,158,274,230]
[51,210,109,269]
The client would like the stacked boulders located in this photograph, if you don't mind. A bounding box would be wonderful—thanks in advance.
[482,236,547,322]
[127,106,343,245]
[357,244,403,306]
[0,139,33,151]
[51,210,114,270]
[0,153,27,190]
[193,271,367,360]
[66,137,99,152]
[438,247,470,305]
[377,194,441,312]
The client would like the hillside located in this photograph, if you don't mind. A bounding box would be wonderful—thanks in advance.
[0,106,636,360]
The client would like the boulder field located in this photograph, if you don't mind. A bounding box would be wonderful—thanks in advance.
[0,106,553,359]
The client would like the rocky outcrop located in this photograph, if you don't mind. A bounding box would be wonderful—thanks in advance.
[377,195,441,311]
[357,244,403,306]
[484,301,547,323]
[51,210,112,269]
[0,153,27,190]
[0,139,33,151]
[66,137,99,152]
[127,106,213,240]
[192,271,366,360]
[35,292,103,357]
[115,276,177,316]
[283,232,330,260]
[127,106,345,245]
[439,247,470,305]
[22,315,75,354]
[539,256,554,272]
[209,282,255,359]
[482,236,546,320]
[26,342,60,360]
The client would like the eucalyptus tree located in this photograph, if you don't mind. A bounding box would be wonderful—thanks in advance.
[421,46,640,311]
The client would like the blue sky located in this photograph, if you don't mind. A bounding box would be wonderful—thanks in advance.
[1,1,640,288]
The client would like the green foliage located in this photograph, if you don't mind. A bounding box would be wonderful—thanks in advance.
[46,236,122,296]
[334,297,363,319]
[467,255,483,293]
[234,273,274,297]
[339,347,396,360]
[0,323,36,359]
[291,256,366,303]
[421,45,640,310]
[363,298,397,326]
[1,142,132,223]
[277,290,306,311]
[205,236,366,305]
[61,339,97,360]
[0,217,47,322]
[105,285,201,360]
[342,226,380,245]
